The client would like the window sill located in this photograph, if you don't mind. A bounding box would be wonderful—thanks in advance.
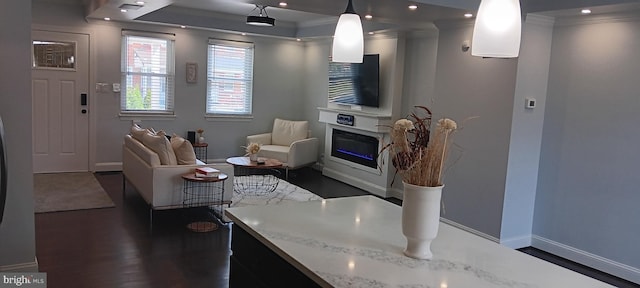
[205,115,254,122]
[119,113,177,121]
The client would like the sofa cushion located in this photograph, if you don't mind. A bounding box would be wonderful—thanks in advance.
[170,134,197,165]
[131,124,157,142]
[142,130,178,165]
[124,135,161,167]
[130,124,148,142]
[271,118,308,147]
[258,144,290,164]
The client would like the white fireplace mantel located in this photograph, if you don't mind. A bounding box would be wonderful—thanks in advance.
[318,107,393,133]
[318,107,398,198]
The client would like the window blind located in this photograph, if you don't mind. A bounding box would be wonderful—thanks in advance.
[121,31,175,113]
[328,62,356,102]
[206,39,254,115]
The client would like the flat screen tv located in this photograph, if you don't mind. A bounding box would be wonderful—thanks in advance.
[328,54,379,107]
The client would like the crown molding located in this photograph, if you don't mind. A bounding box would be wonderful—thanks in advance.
[554,10,640,26]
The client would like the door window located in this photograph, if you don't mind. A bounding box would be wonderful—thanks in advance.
[32,40,76,70]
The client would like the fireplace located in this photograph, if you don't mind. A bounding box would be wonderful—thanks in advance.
[331,129,378,169]
[319,107,394,198]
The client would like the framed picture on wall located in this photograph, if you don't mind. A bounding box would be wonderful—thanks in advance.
[186,62,197,83]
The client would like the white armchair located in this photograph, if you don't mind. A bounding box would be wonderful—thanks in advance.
[247,118,319,178]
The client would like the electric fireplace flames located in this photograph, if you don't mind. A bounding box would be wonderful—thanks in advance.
[331,129,378,169]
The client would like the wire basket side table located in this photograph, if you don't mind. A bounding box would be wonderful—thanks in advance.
[181,172,228,232]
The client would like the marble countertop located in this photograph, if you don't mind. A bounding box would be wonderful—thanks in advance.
[225,195,612,288]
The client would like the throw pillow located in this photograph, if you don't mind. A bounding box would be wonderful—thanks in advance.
[130,124,148,142]
[272,118,309,146]
[142,130,178,165]
[171,134,197,165]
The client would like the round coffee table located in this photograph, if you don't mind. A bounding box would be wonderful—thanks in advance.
[226,156,283,195]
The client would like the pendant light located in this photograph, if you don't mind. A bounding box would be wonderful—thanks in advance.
[471,0,522,58]
[331,0,364,63]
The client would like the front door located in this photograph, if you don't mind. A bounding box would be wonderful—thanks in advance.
[32,30,90,173]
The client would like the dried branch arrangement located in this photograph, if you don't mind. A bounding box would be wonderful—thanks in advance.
[243,142,261,155]
[382,106,458,187]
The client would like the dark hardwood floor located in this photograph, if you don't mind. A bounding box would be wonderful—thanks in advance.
[35,168,637,287]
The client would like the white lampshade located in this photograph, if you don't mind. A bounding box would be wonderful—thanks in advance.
[471,0,522,58]
[331,1,363,63]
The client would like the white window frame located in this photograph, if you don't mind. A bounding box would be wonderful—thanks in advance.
[120,30,175,116]
[206,39,254,118]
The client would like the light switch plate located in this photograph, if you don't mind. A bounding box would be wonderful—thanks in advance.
[95,83,109,93]
[112,83,121,93]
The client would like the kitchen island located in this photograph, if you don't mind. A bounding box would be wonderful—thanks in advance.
[225,195,612,287]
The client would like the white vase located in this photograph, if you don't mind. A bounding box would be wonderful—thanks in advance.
[249,153,258,162]
[198,136,205,144]
[401,182,443,260]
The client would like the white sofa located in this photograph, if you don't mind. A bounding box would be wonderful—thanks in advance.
[122,134,234,211]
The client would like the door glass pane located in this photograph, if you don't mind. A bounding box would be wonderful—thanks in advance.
[32,40,76,69]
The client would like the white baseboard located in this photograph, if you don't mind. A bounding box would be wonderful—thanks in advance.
[426,221,639,284]
[94,162,122,172]
[532,235,640,284]
[0,259,38,272]
[389,187,403,200]
[440,218,500,243]
[499,235,532,249]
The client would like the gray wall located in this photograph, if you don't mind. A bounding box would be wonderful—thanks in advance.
[302,39,331,162]
[401,31,439,119]
[32,1,307,164]
[535,16,640,271]
[0,0,36,270]
[388,31,440,192]
[500,15,553,245]
[433,20,519,238]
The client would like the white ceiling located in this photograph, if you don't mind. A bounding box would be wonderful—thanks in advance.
[169,0,470,24]
[81,0,640,38]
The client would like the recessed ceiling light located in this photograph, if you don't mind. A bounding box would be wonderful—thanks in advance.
[135,1,145,5]
[408,5,418,10]
[365,14,373,19]
[464,13,473,18]
[180,25,186,28]
[104,17,111,21]
[368,32,374,35]
[241,33,246,36]
[296,38,301,41]
[581,9,592,14]
[279,2,287,7]
[120,9,127,13]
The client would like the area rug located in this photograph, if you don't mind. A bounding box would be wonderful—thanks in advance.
[230,176,323,208]
[34,172,115,213]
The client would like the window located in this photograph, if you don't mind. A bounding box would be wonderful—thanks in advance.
[121,31,175,114]
[207,39,254,116]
